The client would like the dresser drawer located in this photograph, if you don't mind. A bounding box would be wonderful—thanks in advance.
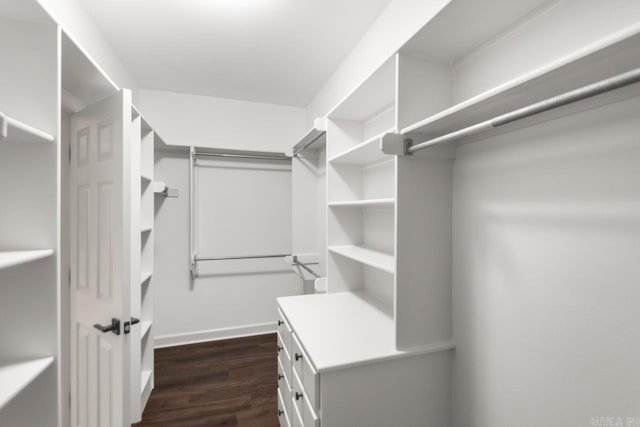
[292,368,320,427]
[277,354,291,391]
[277,308,293,355]
[278,387,291,427]
[277,332,292,384]
[291,396,304,427]
[291,333,320,411]
[278,359,293,420]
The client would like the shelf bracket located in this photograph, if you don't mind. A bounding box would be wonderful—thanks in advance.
[380,133,410,156]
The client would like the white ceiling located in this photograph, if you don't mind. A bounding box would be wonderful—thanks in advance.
[79,0,392,107]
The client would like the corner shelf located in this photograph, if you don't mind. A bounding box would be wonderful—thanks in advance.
[329,245,395,274]
[141,321,152,340]
[328,130,394,165]
[140,370,152,394]
[329,198,394,208]
[0,357,54,409]
[0,113,54,144]
[141,271,152,285]
[0,250,54,270]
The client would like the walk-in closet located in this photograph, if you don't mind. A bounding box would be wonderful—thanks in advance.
[1,0,639,426]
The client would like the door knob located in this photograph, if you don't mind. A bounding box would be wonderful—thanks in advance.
[124,317,140,334]
[93,318,121,335]
[295,392,303,401]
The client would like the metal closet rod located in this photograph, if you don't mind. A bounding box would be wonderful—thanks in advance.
[406,66,640,154]
[292,256,320,278]
[292,132,325,157]
[195,253,291,262]
[194,151,291,161]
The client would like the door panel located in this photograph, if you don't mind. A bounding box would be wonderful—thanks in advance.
[70,90,132,427]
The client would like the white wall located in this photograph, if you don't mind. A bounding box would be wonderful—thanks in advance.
[439,3,640,424]
[452,94,640,427]
[153,151,303,347]
[305,0,449,125]
[142,90,307,347]
[36,0,139,100]
[140,89,307,152]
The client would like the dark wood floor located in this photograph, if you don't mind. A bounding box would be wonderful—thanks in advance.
[134,334,279,427]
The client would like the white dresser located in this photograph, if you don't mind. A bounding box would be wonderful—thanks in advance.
[276,293,453,427]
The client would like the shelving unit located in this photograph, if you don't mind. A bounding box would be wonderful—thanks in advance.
[325,56,399,319]
[0,6,60,427]
[134,110,156,418]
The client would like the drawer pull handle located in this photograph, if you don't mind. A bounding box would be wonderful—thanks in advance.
[277,346,283,353]
[278,320,284,326]
[295,392,303,401]
[278,374,284,381]
[295,353,303,361]
[278,410,284,417]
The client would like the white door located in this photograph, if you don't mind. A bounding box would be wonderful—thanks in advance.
[70,90,133,427]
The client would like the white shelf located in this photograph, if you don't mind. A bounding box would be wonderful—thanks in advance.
[329,245,395,274]
[328,130,394,165]
[0,357,54,409]
[141,321,152,340]
[140,370,152,394]
[402,26,640,140]
[292,118,327,155]
[0,250,54,270]
[141,225,152,234]
[141,271,152,285]
[278,292,454,372]
[141,174,152,184]
[0,113,54,144]
[329,198,395,208]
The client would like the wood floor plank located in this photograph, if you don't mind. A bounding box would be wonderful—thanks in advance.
[134,334,279,427]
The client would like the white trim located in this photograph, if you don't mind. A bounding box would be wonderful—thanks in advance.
[154,322,276,349]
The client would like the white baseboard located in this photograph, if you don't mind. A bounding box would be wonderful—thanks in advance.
[154,322,276,349]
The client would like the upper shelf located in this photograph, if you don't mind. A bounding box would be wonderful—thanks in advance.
[290,118,327,157]
[61,32,118,114]
[402,0,549,65]
[0,357,54,410]
[0,250,54,270]
[401,26,640,140]
[328,129,394,165]
[328,56,396,123]
[0,113,54,144]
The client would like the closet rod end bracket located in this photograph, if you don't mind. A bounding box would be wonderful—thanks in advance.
[403,138,414,156]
